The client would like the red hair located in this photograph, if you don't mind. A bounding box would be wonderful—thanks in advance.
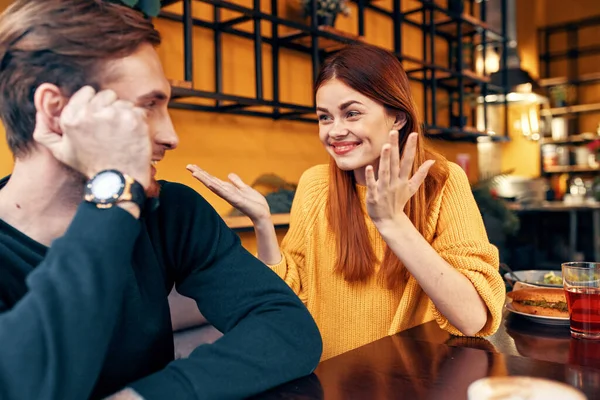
[315,43,449,289]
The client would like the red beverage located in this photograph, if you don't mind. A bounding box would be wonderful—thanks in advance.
[565,287,600,337]
[569,337,600,368]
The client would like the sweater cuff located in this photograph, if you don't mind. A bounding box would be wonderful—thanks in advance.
[128,367,195,400]
[266,252,285,273]
[67,202,141,245]
[432,268,504,337]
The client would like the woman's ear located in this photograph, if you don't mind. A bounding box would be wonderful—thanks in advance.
[33,83,67,134]
[392,111,408,131]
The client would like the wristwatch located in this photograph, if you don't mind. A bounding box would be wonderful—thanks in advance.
[84,169,146,210]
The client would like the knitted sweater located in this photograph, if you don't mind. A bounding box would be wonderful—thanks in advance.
[268,162,505,361]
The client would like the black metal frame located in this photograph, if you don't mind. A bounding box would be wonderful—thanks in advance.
[159,0,510,142]
[538,15,600,176]
[539,16,600,80]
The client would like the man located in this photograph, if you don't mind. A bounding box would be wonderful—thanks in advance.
[0,1,322,399]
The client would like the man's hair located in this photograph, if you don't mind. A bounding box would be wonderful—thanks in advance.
[0,0,161,157]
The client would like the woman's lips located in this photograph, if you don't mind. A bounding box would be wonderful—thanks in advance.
[331,142,361,156]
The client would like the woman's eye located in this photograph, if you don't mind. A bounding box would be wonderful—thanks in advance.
[318,114,331,121]
[347,111,360,118]
[145,100,157,109]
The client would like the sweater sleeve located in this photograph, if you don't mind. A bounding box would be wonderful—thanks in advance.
[429,163,506,337]
[266,166,326,304]
[128,183,322,400]
[0,203,141,400]
[266,175,311,303]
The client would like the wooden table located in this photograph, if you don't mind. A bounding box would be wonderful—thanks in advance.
[255,312,600,399]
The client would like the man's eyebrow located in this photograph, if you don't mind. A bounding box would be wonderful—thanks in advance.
[137,90,169,102]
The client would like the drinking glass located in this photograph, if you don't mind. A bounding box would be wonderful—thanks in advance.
[562,262,600,340]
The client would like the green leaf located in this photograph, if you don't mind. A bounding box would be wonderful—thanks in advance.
[138,0,162,17]
[119,0,140,6]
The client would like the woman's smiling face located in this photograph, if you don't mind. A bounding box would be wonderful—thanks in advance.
[316,78,406,183]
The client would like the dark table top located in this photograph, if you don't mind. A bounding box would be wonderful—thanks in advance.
[255,312,600,399]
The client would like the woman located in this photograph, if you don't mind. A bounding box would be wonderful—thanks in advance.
[187,43,505,361]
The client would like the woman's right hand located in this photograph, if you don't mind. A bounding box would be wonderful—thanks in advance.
[187,165,271,222]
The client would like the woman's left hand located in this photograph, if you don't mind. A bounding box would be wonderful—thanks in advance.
[365,130,435,227]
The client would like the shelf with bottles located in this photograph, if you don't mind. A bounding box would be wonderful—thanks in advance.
[541,103,600,118]
[540,132,600,146]
[541,138,600,175]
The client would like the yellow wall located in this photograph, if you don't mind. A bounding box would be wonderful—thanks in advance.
[499,0,545,178]
[0,126,10,175]
[0,0,13,176]
[0,0,10,175]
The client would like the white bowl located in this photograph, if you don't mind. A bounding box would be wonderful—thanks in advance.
[468,376,586,400]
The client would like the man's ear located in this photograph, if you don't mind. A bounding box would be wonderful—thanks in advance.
[33,83,67,134]
[392,111,408,131]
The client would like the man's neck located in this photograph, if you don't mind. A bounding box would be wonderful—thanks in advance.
[0,155,86,247]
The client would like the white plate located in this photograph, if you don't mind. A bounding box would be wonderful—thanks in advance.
[504,270,563,288]
[505,303,570,326]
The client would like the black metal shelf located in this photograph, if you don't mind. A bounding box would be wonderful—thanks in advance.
[541,103,600,118]
[539,72,600,88]
[541,133,600,146]
[404,2,504,44]
[539,15,600,63]
[159,0,511,142]
[539,15,600,78]
[544,165,600,174]
[425,126,509,143]
[538,15,600,177]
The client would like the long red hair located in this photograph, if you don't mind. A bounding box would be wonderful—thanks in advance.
[315,43,449,289]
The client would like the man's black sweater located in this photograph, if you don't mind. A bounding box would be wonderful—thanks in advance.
[0,177,322,400]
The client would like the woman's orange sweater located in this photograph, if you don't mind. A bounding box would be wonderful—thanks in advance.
[268,162,506,361]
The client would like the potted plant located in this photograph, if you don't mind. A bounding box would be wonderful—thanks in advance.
[471,171,521,237]
[300,0,351,27]
[227,174,298,216]
[111,0,162,17]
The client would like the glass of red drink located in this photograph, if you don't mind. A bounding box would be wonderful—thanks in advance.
[562,262,600,340]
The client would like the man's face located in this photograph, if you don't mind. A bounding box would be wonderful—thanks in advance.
[102,43,178,197]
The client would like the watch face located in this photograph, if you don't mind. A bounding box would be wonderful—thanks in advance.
[91,171,124,201]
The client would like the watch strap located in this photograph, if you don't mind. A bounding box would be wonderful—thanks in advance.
[120,174,147,211]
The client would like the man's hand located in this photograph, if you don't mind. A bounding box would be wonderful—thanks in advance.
[33,85,152,188]
[103,388,145,400]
